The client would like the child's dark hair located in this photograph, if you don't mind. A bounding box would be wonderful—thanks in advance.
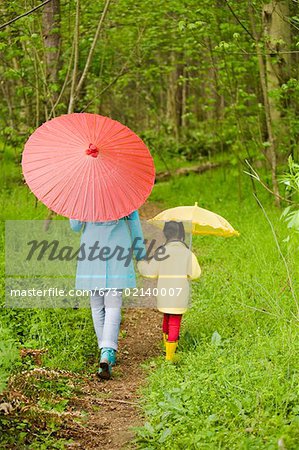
[148,221,188,260]
[163,221,185,242]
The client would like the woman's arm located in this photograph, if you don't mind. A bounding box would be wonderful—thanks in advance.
[69,219,85,232]
[126,210,146,260]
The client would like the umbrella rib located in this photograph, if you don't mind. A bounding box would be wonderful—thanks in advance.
[28,124,86,147]
[53,158,90,216]
[103,152,154,165]
[97,156,154,200]
[81,160,93,222]
[68,160,91,219]
[106,164,145,208]
[96,120,123,144]
[100,162,155,184]
[36,156,87,205]
[24,155,85,185]
[24,147,85,157]
[92,161,96,222]
[96,158,119,220]
[23,155,85,173]
[94,158,107,220]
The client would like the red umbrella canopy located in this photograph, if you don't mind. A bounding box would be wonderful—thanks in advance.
[22,113,155,221]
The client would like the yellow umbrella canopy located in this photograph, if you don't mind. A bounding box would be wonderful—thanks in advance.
[148,202,239,237]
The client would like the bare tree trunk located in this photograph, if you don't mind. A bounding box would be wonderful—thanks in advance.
[68,0,80,114]
[68,0,111,113]
[263,1,291,123]
[181,65,188,129]
[249,3,280,206]
[166,52,179,141]
[0,83,14,128]
[176,63,185,131]
[206,38,223,122]
[42,0,61,87]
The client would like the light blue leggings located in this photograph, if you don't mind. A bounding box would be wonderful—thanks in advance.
[90,289,122,351]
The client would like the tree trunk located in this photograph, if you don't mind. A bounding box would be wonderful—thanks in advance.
[206,37,222,122]
[181,65,188,129]
[68,0,111,113]
[166,52,179,141]
[263,1,291,123]
[249,3,280,206]
[68,0,80,114]
[42,0,61,87]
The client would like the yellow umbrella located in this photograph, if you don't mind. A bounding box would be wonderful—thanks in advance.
[148,202,239,237]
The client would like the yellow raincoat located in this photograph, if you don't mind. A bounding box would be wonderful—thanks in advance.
[138,241,201,314]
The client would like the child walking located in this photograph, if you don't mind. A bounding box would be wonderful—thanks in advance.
[138,221,201,361]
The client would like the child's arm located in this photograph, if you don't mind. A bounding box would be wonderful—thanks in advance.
[137,258,159,279]
[188,252,201,280]
[126,210,146,261]
[69,219,85,232]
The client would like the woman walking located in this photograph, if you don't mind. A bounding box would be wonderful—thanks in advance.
[70,210,146,379]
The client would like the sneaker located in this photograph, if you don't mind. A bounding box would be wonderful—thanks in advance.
[97,348,116,380]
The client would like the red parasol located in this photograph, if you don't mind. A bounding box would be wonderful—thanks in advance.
[22,113,155,221]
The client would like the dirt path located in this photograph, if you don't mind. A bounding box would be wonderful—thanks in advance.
[63,203,164,449]
[65,308,161,449]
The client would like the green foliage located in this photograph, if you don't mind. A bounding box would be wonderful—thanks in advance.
[280,156,299,196]
[0,323,19,393]
[280,156,299,230]
[279,157,299,272]
[0,371,77,448]
[1,0,297,161]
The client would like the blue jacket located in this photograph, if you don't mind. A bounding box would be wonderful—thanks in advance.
[70,210,146,290]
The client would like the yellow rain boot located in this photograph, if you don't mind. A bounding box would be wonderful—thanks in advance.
[163,333,168,347]
[165,341,178,362]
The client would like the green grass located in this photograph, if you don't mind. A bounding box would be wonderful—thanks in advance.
[136,169,299,449]
[152,151,209,174]
[2,146,299,448]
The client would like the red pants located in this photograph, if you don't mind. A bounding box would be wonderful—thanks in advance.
[162,313,182,342]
